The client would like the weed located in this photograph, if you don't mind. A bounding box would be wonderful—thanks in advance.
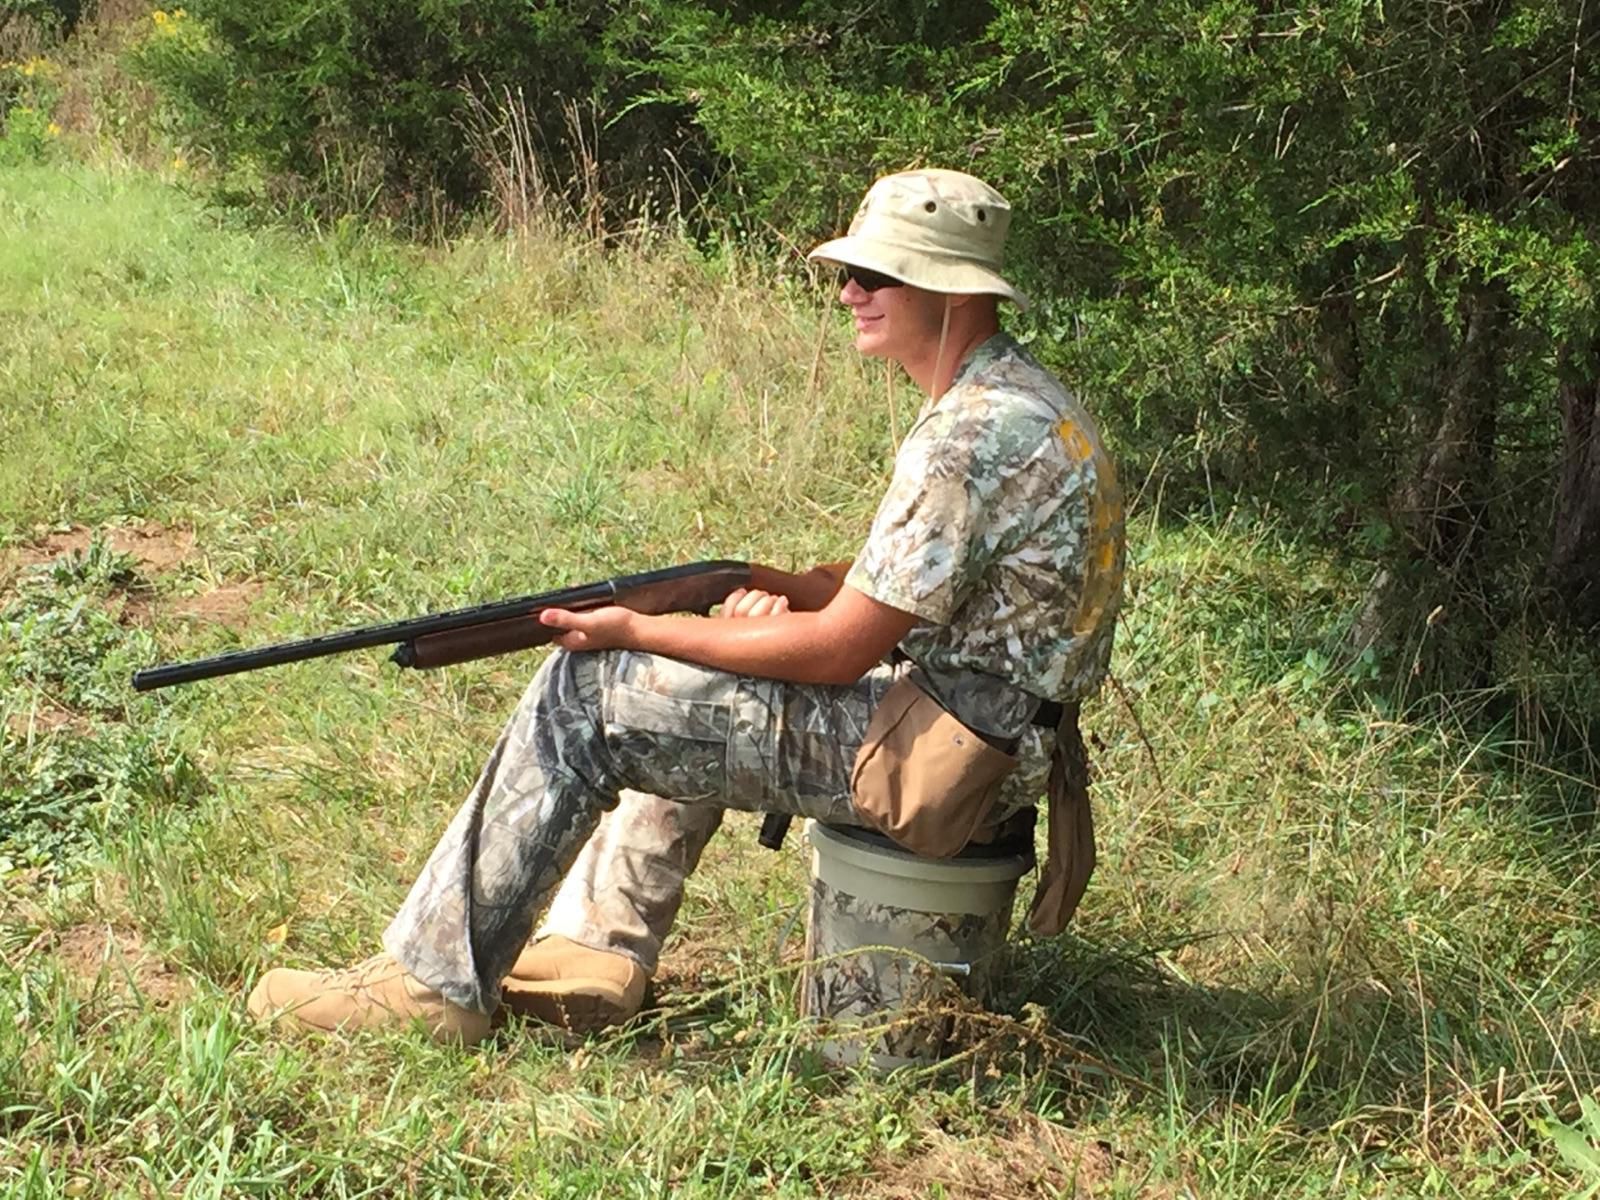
[0,540,203,874]
[1545,1098,1600,1198]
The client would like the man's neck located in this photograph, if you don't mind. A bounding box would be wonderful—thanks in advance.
[902,310,1001,398]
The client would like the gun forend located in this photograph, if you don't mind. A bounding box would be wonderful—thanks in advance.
[397,561,753,670]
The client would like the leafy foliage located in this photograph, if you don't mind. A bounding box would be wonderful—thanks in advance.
[0,543,203,874]
[129,4,1598,487]
[1546,1096,1600,1198]
[0,53,65,164]
[2,0,81,38]
[128,0,699,220]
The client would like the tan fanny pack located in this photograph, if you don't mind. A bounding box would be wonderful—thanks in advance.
[850,676,1019,858]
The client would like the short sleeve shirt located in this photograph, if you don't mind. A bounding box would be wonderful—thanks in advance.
[846,333,1124,737]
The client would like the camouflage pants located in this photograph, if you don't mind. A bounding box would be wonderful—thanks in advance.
[383,648,902,1015]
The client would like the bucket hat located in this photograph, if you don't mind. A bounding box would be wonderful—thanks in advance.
[808,168,1028,309]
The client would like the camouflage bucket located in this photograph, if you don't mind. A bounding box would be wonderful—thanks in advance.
[800,820,1029,1072]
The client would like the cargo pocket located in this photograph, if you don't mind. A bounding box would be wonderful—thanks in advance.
[850,676,1019,858]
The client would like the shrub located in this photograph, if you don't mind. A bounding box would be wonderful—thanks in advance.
[127,0,704,223]
[0,50,67,161]
[5,0,82,39]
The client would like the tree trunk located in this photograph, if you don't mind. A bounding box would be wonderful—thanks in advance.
[1550,341,1600,627]
[1351,285,1503,689]
[1310,248,1364,427]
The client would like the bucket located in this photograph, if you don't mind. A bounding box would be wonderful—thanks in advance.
[800,820,1030,1071]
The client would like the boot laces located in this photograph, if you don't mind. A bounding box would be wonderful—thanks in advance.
[334,953,410,993]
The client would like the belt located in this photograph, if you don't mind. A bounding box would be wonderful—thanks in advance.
[890,649,1064,732]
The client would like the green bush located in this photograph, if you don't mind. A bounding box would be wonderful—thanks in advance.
[4,0,81,38]
[0,100,57,163]
[128,0,703,221]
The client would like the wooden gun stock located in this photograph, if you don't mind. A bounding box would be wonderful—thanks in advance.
[398,564,753,670]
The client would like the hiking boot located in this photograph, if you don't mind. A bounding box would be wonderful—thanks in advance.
[499,936,648,1032]
[246,953,491,1045]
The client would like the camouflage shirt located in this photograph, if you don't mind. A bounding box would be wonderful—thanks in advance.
[846,333,1124,737]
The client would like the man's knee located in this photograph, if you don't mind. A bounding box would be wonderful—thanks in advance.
[501,648,616,781]
[527,647,612,716]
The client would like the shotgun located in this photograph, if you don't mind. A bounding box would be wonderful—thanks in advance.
[131,560,751,692]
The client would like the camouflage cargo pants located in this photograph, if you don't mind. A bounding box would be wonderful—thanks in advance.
[383,647,902,1015]
[533,678,1057,979]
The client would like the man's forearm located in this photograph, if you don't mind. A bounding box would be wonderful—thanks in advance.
[538,575,915,683]
[623,610,870,686]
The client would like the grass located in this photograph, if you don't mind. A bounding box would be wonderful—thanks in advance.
[2,158,1600,1197]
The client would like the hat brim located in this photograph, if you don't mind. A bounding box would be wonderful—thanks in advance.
[808,235,1029,311]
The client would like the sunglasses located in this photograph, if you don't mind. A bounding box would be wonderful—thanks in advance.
[836,265,904,293]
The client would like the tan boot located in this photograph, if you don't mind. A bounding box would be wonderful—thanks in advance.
[246,953,491,1045]
[499,936,648,1032]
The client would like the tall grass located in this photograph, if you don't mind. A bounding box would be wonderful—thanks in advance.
[2,159,1598,1197]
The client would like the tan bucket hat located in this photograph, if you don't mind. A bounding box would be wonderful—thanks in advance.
[808,168,1028,309]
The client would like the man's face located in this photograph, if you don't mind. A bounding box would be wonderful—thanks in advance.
[839,273,950,363]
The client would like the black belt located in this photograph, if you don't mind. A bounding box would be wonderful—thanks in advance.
[889,649,1065,731]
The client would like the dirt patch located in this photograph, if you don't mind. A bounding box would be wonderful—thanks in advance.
[171,581,262,629]
[5,523,196,576]
[102,588,156,627]
[54,923,189,1008]
[866,1114,1114,1199]
[656,940,741,993]
[3,524,262,630]
[3,698,88,738]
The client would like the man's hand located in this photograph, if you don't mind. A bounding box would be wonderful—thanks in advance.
[539,606,637,652]
[543,586,790,651]
[746,562,851,612]
[718,588,791,619]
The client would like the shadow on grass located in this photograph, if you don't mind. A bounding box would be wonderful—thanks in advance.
[1005,930,1600,1144]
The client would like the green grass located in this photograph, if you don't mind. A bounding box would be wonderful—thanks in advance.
[3,159,1600,1197]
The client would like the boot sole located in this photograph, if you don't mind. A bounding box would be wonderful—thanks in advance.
[499,978,644,1033]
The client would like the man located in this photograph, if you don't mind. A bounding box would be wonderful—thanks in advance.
[247,169,1125,1044]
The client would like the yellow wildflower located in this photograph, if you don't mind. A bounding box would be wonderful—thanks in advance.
[171,154,188,171]
[46,122,61,137]
[21,61,34,76]
[152,10,168,24]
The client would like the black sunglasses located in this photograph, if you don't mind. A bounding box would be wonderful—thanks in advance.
[836,265,904,292]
